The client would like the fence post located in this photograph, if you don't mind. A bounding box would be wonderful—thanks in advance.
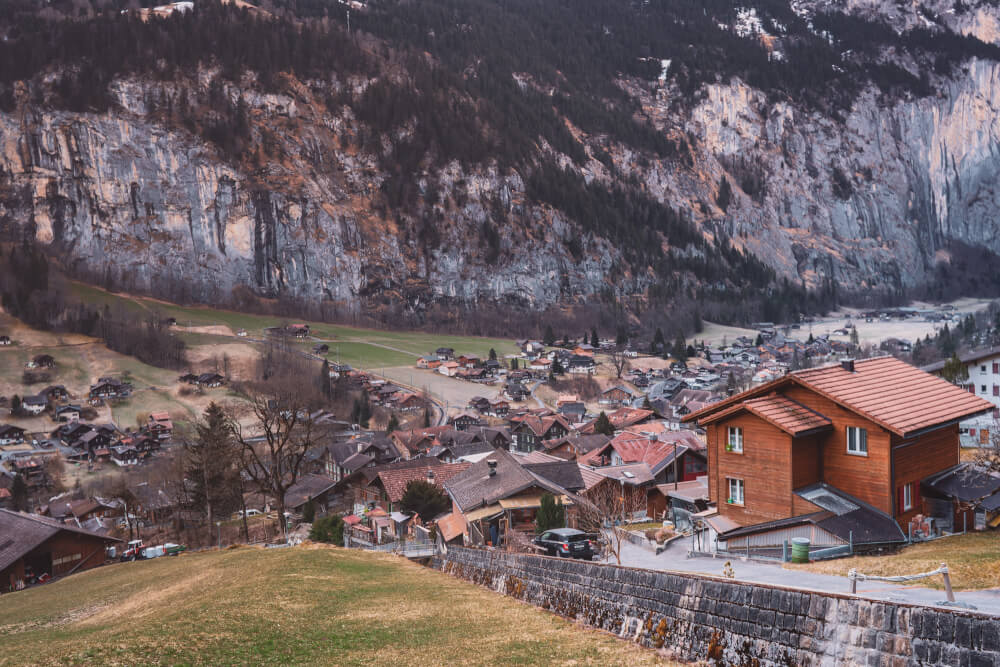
[941,563,955,602]
[908,523,912,544]
[782,540,789,563]
[848,569,857,595]
[849,531,853,555]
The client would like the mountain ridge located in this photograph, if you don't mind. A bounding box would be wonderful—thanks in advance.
[2,0,1000,332]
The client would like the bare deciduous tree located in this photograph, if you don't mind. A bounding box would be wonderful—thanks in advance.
[230,388,332,539]
[606,345,630,379]
[574,480,647,565]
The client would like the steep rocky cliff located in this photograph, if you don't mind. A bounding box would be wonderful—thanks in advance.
[2,0,1000,316]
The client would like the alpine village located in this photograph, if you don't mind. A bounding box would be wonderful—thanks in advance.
[2,0,1000,665]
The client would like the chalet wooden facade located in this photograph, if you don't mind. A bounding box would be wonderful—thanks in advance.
[684,357,994,538]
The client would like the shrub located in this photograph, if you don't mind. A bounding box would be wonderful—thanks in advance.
[302,500,316,524]
[310,515,345,545]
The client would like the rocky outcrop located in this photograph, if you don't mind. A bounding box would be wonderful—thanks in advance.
[3,43,1000,308]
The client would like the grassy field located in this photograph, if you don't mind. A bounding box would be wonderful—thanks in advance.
[0,545,672,666]
[70,282,521,369]
[785,532,1000,590]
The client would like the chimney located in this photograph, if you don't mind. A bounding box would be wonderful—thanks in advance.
[426,469,435,484]
[487,459,497,477]
[840,358,855,373]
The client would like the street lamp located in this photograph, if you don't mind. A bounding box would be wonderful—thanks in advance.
[216,521,222,550]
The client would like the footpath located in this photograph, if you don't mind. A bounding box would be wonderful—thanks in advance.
[617,539,1000,616]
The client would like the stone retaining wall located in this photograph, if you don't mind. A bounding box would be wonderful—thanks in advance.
[432,547,1000,665]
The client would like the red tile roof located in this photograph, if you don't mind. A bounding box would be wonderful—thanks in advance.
[374,462,472,503]
[686,356,994,437]
[698,395,832,436]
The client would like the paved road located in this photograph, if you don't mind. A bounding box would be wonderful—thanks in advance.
[616,538,1000,615]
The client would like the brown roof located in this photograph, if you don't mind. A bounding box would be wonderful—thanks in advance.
[699,395,832,436]
[685,357,995,437]
[436,512,467,541]
[0,509,120,573]
[375,462,471,503]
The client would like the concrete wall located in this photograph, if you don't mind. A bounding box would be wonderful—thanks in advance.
[432,547,1000,666]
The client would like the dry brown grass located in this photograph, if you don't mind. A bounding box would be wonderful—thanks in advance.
[785,532,1000,590]
[0,545,681,666]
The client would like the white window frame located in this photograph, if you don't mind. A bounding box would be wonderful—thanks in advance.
[846,426,868,456]
[726,426,744,453]
[902,483,913,512]
[727,478,745,506]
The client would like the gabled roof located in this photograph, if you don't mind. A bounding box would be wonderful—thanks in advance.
[921,345,1000,373]
[684,357,994,437]
[284,474,338,509]
[0,509,120,572]
[523,461,585,491]
[375,462,471,503]
[697,394,832,437]
[444,448,569,513]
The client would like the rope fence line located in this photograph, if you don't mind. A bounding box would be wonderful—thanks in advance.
[848,562,955,602]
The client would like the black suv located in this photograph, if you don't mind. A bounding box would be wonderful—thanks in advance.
[533,528,596,560]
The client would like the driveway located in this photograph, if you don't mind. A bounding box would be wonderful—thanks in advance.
[615,538,1000,616]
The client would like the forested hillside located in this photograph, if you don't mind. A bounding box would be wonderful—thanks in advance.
[2,0,1000,337]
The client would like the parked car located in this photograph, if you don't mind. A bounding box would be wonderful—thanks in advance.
[533,528,596,560]
[234,509,262,518]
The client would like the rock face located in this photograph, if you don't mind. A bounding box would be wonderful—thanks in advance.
[0,99,622,310]
[662,55,1000,290]
[3,13,1000,309]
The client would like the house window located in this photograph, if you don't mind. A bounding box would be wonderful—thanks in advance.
[994,385,999,397]
[846,426,868,456]
[726,426,743,453]
[899,482,915,512]
[727,478,745,505]
[993,362,999,374]
[983,365,988,373]
[982,385,988,394]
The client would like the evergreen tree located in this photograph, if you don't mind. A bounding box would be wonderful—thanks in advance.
[11,473,28,511]
[543,325,556,347]
[511,358,519,370]
[651,327,665,353]
[716,176,732,212]
[941,353,969,385]
[551,357,564,374]
[590,328,599,348]
[302,500,316,523]
[534,493,566,533]
[672,336,687,361]
[319,359,332,399]
[616,326,628,346]
[593,411,615,436]
[310,515,345,544]
[400,479,450,522]
[185,402,239,539]
[755,334,764,346]
[423,407,431,427]
[489,348,497,361]
[386,413,399,433]
[641,395,653,411]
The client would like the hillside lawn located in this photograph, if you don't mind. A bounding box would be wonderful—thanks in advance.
[70,282,521,369]
[785,532,1000,591]
[0,545,674,666]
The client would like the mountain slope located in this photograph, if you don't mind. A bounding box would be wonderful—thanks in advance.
[2,0,1000,330]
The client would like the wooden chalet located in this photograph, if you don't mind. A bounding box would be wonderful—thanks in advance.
[683,357,994,553]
